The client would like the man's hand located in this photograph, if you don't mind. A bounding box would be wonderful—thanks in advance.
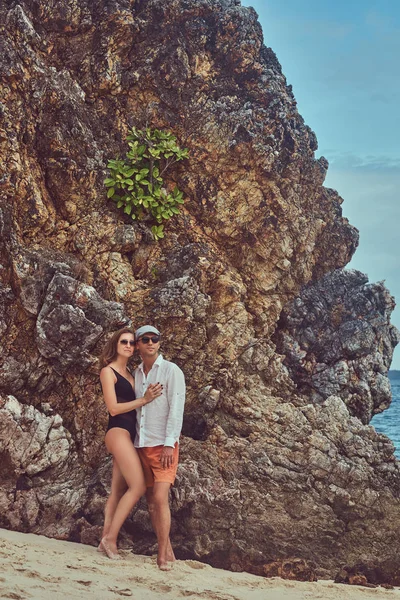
[160,446,174,469]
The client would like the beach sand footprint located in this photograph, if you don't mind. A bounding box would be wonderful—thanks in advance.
[108,587,133,596]
[153,584,173,593]
[1,590,28,600]
[185,561,208,570]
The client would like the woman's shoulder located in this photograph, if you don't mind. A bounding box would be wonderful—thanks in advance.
[100,364,117,379]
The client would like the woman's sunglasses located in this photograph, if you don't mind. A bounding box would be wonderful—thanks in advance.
[119,339,135,346]
[139,336,160,344]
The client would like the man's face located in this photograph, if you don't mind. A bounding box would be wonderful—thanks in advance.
[136,332,161,359]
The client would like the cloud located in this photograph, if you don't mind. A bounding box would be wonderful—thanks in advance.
[370,92,394,104]
[322,151,400,171]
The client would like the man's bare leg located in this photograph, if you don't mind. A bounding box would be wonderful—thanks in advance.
[146,490,175,562]
[146,483,174,569]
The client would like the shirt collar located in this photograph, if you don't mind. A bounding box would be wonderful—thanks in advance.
[138,353,164,373]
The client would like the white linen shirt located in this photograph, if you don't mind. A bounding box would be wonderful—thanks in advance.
[134,354,186,448]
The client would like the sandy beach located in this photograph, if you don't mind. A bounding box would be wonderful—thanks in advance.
[0,528,398,600]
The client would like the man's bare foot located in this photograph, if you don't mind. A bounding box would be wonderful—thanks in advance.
[158,561,172,571]
[101,537,121,560]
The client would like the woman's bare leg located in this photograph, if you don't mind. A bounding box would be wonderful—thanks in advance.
[102,429,146,557]
[102,459,127,538]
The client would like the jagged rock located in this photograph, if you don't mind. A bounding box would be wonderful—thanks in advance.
[13,247,84,316]
[258,558,317,582]
[335,561,400,587]
[36,272,127,372]
[0,393,74,531]
[275,269,400,423]
[0,0,399,582]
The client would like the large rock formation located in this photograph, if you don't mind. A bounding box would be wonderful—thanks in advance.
[0,0,399,582]
[275,269,399,424]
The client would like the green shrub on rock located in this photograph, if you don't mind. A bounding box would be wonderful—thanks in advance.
[104,127,188,240]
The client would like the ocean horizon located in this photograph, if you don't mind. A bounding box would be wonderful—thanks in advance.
[371,371,400,459]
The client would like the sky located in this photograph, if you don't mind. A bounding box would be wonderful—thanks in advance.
[241,0,400,369]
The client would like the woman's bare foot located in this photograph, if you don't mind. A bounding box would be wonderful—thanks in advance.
[158,561,172,571]
[166,539,175,562]
[97,541,105,553]
[101,537,121,560]
[166,551,175,562]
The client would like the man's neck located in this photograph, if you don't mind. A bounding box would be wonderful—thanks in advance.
[142,353,159,375]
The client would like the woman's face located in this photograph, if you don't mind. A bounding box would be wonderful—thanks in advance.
[116,332,135,359]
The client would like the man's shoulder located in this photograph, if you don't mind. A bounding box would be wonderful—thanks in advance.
[161,358,185,377]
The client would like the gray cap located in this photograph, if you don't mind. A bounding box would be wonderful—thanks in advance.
[135,325,161,339]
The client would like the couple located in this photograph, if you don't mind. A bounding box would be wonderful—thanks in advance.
[99,324,185,571]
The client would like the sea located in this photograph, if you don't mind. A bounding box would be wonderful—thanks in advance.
[371,372,400,459]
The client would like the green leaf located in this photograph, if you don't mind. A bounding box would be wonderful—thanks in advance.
[105,127,188,241]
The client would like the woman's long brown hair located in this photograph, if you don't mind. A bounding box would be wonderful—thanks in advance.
[98,327,135,370]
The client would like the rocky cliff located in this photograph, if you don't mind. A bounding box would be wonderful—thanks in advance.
[1,0,399,582]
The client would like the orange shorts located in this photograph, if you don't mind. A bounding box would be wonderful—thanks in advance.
[137,444,179,487]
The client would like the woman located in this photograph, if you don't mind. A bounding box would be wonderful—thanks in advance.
[99,327,162,559]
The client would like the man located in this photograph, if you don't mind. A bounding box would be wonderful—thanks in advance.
[134,325,186,571]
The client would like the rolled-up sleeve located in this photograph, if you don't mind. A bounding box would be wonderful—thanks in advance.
[164,365,186,447]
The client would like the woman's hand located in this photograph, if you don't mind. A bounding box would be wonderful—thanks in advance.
[143,382,163,404]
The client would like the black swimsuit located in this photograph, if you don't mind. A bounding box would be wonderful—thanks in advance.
[105,367,137,439]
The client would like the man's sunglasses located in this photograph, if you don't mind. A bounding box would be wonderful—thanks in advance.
[119,339,135,346]
[139,336,160,344]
